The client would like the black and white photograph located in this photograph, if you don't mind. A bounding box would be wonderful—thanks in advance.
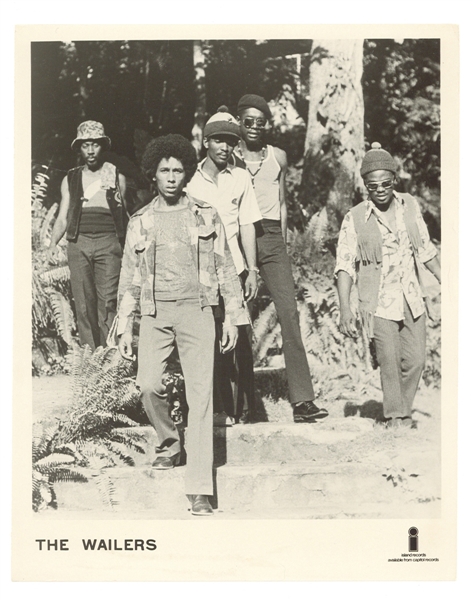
[10,20,459,582]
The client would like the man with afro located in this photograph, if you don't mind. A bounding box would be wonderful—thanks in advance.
[113,134,247,515]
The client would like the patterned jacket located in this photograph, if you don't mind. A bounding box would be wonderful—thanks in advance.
[114,194,248,336]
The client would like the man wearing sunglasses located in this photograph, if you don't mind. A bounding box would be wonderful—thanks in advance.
[234,94,329,424]
[335,143,441,428]
[187,106,262,426]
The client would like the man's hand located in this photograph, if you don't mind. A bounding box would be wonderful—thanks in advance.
[220,324,238,354]
[45,245,58,264]
[118,332,134,360]
[339,308,358,338]
[244,270,258,302]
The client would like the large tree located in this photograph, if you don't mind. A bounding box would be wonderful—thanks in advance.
[299,39,365,240]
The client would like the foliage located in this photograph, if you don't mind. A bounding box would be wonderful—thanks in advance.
[32,165,77,373]
[32,345,147,512]
[363,39,440,195]
[32,422,88,512]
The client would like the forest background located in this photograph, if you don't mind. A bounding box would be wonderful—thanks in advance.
[31,38,441,403]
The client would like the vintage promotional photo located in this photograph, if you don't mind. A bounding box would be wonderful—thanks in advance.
[12,23,459,581]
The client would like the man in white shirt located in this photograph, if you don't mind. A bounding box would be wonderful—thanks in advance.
[187,106,262,425]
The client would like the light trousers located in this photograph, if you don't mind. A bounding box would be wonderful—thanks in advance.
[373,299,426,419]
[136,299,215,496]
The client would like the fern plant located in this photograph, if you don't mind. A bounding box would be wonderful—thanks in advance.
[32,165,77,372]
[32,422,88,512]
[33,345,148,512]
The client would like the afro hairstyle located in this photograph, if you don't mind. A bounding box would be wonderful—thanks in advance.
[141,134,198,184]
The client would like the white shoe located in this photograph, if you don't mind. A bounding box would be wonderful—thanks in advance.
[213,412,235,427]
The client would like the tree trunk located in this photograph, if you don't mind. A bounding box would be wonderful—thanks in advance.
[191,41,206,159]
[300,40,365,240]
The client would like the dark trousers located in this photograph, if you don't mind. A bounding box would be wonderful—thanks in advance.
[373,299,426,419]
[256,220,315,405]
[137,300,215,495]
[67,232,122,351]
[213,321,255,418]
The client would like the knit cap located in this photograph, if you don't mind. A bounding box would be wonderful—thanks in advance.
[237,94,272,121]
[203,106,240,139]
[360,142,397,177]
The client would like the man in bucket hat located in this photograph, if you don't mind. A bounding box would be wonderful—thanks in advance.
[47,120,128,350]
[187,106,261,426]
[335,142,441,428]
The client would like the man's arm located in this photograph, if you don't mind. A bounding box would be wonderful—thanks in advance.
[213,210,250,353]
[274,147,288,243]
[334,211,359,338]
[239,223,258,302]
[46,176,70,261]
[115,222,142,358]
[118,173,129,216]
[336,271,358,338]
[424,255,441,284]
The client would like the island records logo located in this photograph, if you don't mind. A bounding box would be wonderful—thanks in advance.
[387,526,438,563]
[408,527,419,552]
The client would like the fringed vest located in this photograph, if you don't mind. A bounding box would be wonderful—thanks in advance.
[350,193,427,338]
[66,164,127,246]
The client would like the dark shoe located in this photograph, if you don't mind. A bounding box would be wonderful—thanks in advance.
[151,453,180,470]
[385,417,412,429]
[293,401,329,423]
[187,494,214,516]
[235,409,254,424]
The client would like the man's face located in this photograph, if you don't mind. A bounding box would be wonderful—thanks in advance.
[238,107,268,145]
[154,157,186,202]
[204,135,238,168]
[80,140,103,169]
[364,170,396,207]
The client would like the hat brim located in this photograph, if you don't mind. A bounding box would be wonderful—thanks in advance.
[71,136,111,151]
[205,131,240,140]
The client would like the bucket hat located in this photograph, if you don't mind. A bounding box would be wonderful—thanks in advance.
[71,120,111,151]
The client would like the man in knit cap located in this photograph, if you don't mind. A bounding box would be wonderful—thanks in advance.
[335,142,441,427]
[234,93,329,423]
[187,106,262,426]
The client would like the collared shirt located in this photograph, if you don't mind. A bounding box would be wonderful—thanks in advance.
[335,193,437,321]
[113,194,248,337]
[187,160,262,274]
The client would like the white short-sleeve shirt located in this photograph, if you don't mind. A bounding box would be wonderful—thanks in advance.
[187,160,262,274]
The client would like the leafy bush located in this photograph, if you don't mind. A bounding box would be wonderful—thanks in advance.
[32,165,77,373]
[32,345,147,512]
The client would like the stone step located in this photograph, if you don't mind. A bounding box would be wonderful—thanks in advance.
[53,455,440,518]
[123,417,375,467]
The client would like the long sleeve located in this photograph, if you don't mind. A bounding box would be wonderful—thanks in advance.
[413,198,438,263]
[116,221,142,335]
[334,211,358,282]
[212,210,249,326]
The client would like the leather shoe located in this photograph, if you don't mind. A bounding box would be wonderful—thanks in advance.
[293,401,329,423]
[151,453,180,469]
[187,494,214,516]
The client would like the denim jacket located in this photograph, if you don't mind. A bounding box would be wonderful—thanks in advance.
[112,194,248,337]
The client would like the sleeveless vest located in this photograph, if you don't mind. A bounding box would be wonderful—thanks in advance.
[350,193,429,337]
[65,164,127,245]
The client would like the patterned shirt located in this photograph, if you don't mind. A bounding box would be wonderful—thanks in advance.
[153,206,200,300]
[113,194,248,337]
[335,193,437,321]
[187,160,262,274]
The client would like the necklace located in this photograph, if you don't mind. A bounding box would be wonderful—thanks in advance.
[237,141,266,187]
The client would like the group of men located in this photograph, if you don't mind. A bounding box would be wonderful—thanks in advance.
[47,94,441,517]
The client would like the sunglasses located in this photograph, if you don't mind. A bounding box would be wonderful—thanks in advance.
[365,179,394,192]
[242,116,267,129]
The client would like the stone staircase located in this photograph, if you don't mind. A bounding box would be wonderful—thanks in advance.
[53,414,441,520]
